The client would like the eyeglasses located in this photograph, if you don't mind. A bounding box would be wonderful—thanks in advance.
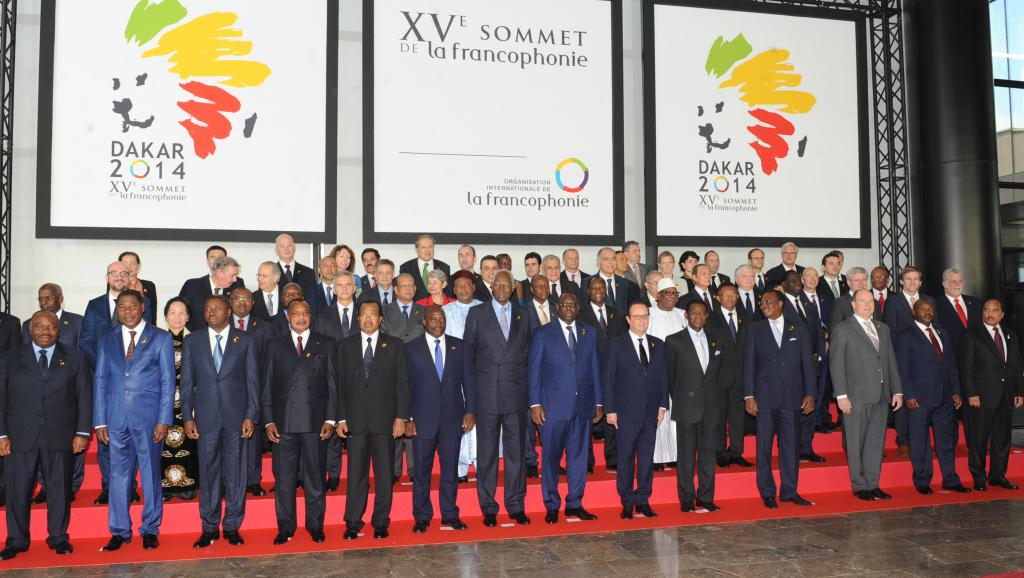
[107,271,130,278]
[629,314,650,320]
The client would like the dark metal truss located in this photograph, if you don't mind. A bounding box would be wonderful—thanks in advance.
[0,0,15,313]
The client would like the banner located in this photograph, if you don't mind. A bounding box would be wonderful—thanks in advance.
[644,0,870,247]
[36,0,337,242]
[366,0,623,244]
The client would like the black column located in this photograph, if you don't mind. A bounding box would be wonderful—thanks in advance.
[905,0,1002,299]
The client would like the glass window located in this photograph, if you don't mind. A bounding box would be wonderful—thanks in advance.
[994,0,1011,80]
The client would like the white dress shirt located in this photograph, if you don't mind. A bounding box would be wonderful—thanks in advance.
[533,300,551,325]
[590,302,607,323]
[915,321,942,352]
[263,287,280,316]
[122,320,147,353]
[427,333,446,367]
[290,329,310,352]
[208,325,229,356]
[232,314,250,331]
[337,301,355,327]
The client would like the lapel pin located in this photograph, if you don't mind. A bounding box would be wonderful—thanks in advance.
[787,324,795,332]
[63,319,70,326]
[141,338,148,345]
[58,359,65,366]
[381,341,389,348]
[231,336,239,343]
[305,352,312,358]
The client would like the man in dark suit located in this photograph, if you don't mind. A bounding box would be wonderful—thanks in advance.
[801,268,838,434]
[180,295,260,548]
[543,255,575,302]
[463,270,532,527]
[708,284,752,468]
[957,298,1024,491]
[744,290,817,509]
[522,275,556,477]
[337,300,410,540]
[622,241,648,287]
[357,259,397,308]
[0,311,91,559]
[472,255,499,302]
[604,303,668,519]
[518,252,542,305]
[830,290,904,501]
[764,242,805,288]
[359,248,380,293]
[747,248,768,293]
[178,255,245,332]
[578,275,627,471]
[683,264,718,313]
[528,292,603,524]
[381,274,423,483]
[586,248,639,313]
[870,266,892,317]
[406,306,476,532]
[668,300,724,512]
[93,290,175,551]
[560,248,588,294]
[829,268,880,328]
[229,288,271,498]
[270,283,306,337]
[251,262,282,322]
[883,266,926,455]
[21,284,81,347]
[781,271,827,463]
[733,265,762,321]
[0,312,19,357]
[817,251,848,308]
[262,299,337,545]
[936,268,982,354]
[274,233,317,293]
[308,257,338,318]
[399,234,452,302]
[705,251,731,293]
[894,298,970,494]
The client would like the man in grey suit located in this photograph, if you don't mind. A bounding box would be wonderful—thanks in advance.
[381,273,424,483]
[829,289,904,501]
[622,241,648,287]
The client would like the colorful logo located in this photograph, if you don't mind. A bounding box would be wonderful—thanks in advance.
[120,0,272,159]
[704,34,817,175]
[555,157,589,193]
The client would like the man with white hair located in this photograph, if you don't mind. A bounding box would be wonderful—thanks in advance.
[734,265,762,320]
[829,267,881,328]
[935,268,983,354]
[765,242,804,288]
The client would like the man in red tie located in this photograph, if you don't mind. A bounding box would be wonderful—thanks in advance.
[871,267,891,315]
[935,268,982,356]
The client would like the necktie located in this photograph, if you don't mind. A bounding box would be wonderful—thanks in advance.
[810,294,819,316]
[954,298,968,328]
[606,278,616,304]
[571,273,576,285]
[296,335,304,357]
[771,321,782,348]
[382,291,390,306]
[551,283,558,297]
[127,330,137,361]
[728,312,737,341]
[326,286,333,306]
[538,304,550,325]
[341,307,350,334]
[598,307,608,332]
[214,334,224,372]
[422,262,430,289]
[369,275,376,288]
[638,338,649,367]
[215,287,222,296]
[863,321,879,351]
[267,293,274,316]
[402,305,409,321]
[757,274,765,291]
[363,337,373,377]
[744,292,755,317]
[703,292,713,312]
[39,349,48,376]
[632,264,640,282]
[830,279,839,298]
[878,290,886,314]
[110,299,117,321]
[994,328,1006,363]
[566,324,578,360]
[498,305,510,341]
[238,318,245,331]
[434,338,444,380]
[284,264,293,283]
[794,297,806,320]
[926,326,942,359]
[697,331,708,372]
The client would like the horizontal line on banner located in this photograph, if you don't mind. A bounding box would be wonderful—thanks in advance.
[398,151,527,159]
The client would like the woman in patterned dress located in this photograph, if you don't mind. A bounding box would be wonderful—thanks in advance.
[161,297,199,501]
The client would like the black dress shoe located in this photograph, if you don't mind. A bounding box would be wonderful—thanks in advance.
[565,507,597,520]
[483,513,498,527]
[343,528,359,540]
[373,527,389,539]
[871,488,892,500]
[309,529,326,543]
[974,482,987,491]
[273,532,293,545]
[248,484,266,497]
[855,490,876,501]
[526,464,539,478]
[731,456,754,467]
[636,504,657,518]
[53,541,73,555]
[296,479,304,489]
[412,520,429,533]
[680,501,695,513]
[193,532,217,548]
[32,490,47,504]
[545,509,558,524]
[943,484,970,493]
[763,497,778,509]
[0,546,27,560]
[142,534,159,549]
[101,535,130,551]
[799,452,826,463]
[131,489,142,503]
[510,511,531,525]
[70,492,76,503]
[224,530,244,545]
[587,466,594,474]
[991,478,1020,490]
[916,486,934,495]
[325,478,340,492]
[94,489,109,505]
[606,464,617,472]
[558,466,567,475]
[716,454,731,468]
[620,506,633,519]
[457,476,469,484]
[0,494,6,508]
[781,495,813,506]
[441,518,468,530]
[696,500,721,511]
[653,463,665,472]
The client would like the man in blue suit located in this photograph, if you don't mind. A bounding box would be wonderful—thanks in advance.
[781,271,827,463]
[604,302,668,519]
[895,298,970,494]
[743,290,816,509]
[883,266,928,455]
[180,295,261,548]
[528,292,603,524]
[93,290,175,551]
[406,305,476,533]
[80,261,152,506]
[522,275,556,478]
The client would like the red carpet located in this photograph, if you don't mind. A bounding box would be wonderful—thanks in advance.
[0,427,1021,570]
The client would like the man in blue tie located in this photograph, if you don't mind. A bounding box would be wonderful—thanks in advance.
[528,292,603,524]
[93,290,175,551]
[405,306,476,533]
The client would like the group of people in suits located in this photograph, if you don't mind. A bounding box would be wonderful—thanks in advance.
[0,235,1020,559]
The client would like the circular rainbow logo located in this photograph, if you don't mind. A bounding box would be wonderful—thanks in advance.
[129,159,150,178]
[555,157,589,193]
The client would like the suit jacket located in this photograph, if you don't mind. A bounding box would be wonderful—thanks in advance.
[93,323,176,431]
[783,294,826,359]
[764,264,805,289]
[234,315,271,358]
[313,302,359,341]
[527,320,602,420]
[828,293,881,329]
[707,307,749,390]
[360,274,374,295]
[80,293,155,368]
[399,258,452,301]
[0,344,91,452]
[816,276,850,307]
[560,270,589,294]
[251,288,280,321]
[935,294,982,354]
[22,311,82,349]
[180,328,260,434]
[261,332,338,433]
[957,324,1024,408]
[382,300,426,343]
[710,272,732,294]
[803,291,831,335]
[308,282,336,319]
[576,302,628,357]
[582,274,639,313]
[829,316,902,404]
[546,278,578,303]
[277,261,316,293]
[525,299,558,336]
[407,335,476,438]
[270,311,293,337]
[681,287,719,315]
[743,318,816,410]
[474,278,493,303]
[883,292,928,338]
[356,285,396,308]
[736,288,764,321]
[0,314,20,355]
[667,328,723,424]
[623,263,649,286]
[336,332,410,434]
[603,333,668,422]
[178,276,246,331]
[895,324,959,408]
[463,301,530,414]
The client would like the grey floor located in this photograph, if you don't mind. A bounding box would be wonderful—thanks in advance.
[2,499,1022,577]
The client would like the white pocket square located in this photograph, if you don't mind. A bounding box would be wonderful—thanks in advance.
[714,350,721,356]
[788,337,797,342]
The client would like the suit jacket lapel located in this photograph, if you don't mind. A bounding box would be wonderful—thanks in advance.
[21,346,41,377]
